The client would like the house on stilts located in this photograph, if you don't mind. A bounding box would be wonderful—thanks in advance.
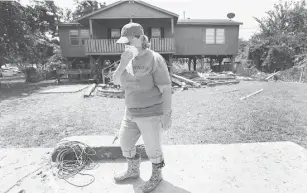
[57,0,243,82]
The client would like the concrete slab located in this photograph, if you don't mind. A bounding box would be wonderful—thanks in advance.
[1,142,307,193]
[51,135,147,162]
[39,84,90,94]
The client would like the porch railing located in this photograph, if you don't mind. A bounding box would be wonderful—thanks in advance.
[85,38,175,54]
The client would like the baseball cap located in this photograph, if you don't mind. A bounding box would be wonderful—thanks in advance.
[116,22,145,44]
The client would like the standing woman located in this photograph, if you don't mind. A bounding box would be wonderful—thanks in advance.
[112,22,172,192]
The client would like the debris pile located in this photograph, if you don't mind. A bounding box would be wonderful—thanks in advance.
[94,83,125,99]
[172,71,241,89]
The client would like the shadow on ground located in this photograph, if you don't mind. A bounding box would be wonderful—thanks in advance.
[115,178,191,193]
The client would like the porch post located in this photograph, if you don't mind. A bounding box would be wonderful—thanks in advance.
[168,54,173,82]
[201,55,204,71]
[171,18,175,52]
[171,18,174,34]
[89,19,93,39]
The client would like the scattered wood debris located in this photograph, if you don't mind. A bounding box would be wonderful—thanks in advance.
[83,83,97,98]
[172,71,241,89]
[207,80,240,87]
[94,83,125,98]
[172,74,201,88]
[240,89,264,100]
[265,71,279,81]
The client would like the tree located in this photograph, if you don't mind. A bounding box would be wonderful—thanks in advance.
[0,1,30,66]
[248,0,307,72]
[73,0,106,19]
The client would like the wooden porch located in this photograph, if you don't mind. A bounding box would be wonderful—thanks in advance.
[85,38,175,55]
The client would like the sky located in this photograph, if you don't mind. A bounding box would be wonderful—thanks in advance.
[18,0,299,40]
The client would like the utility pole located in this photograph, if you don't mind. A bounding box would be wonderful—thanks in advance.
[183,11,186,19]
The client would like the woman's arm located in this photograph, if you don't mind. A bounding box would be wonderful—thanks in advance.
[158,85,172,114]
[113,51,133,86]
[152,54,172,114]
[113,63,126,86]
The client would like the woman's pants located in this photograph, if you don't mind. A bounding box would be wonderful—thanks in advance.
[118,113,164,164]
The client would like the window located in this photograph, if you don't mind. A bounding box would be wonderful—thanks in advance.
[80,29,90,45]
[205,28,225,44]
[205,28,215,44]
[69,30,79,46]
[111,29,121,38]
[69,29,90,46]
[151,28,161,38]
[216,28,225,44]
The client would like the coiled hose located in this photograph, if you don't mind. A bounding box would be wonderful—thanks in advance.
[51,140,99,187]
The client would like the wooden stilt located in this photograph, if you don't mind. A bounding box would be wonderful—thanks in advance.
[200,55,204,72]
[168,54,173,78]
[193,57,197,71]
[188,57,192,71]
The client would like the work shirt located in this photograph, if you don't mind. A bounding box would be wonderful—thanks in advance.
[120,49,171,117]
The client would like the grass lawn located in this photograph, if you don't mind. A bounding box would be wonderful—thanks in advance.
[1,81,307,149]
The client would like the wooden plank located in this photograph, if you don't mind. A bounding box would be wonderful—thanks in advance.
[97,39,101,53]
[106,39,110,53]
[101,39,106,52]
[168,38,171,52]
[240,89,264,100]
[207,80,240,87]
[111,39,115,53]
[265,71,279,80]
[94,40,98,53]
[0,75,25,81]
[171,74,201,87]
[160,38,162,52]
[161,38,164,52]
[57,69,91,75]
[91,40,95,53]
[208,76,236,80]
[84,83,97,98]
[109,39,113,53]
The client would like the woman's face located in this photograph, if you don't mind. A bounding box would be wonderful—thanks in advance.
[127,36,142,48]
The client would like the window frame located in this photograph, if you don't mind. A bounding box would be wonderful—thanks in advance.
[80,29,90,46]
[215,28,225,44]
[205,28,226,45]
[69,29,80,46]
[69,29,90,46]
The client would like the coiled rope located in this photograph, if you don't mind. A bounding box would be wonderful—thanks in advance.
[51,140,99,187]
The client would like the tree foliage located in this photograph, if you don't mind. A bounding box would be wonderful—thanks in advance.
[0,0,106,69]
[248,0,307,72]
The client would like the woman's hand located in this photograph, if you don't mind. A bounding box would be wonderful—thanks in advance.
[113,50,133,85]
[162,110,172,130]
[118,50,133,71]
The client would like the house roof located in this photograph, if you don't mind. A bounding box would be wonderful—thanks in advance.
[177,19,243,26]
[57,22,83,27]
[75,0,179,22]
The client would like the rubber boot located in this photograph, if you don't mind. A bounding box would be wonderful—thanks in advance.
[114,153,141,182]
[140,160,165,193]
